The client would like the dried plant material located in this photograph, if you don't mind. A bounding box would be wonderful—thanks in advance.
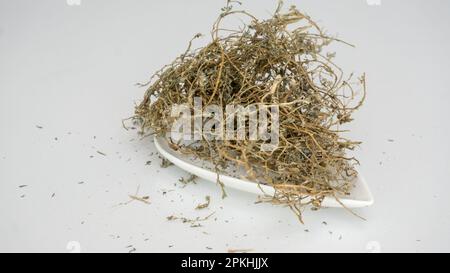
[128,195,151,205]
[228,248,254,253]
[195,196,211,210]
[134,1,366,222]
[115,186,151,206]
[160,158,173,168]
[97,151,107,156]
[179,174,198,185]
[167,212,215,227]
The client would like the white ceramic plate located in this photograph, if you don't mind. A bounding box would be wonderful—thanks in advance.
[154,136,374,208]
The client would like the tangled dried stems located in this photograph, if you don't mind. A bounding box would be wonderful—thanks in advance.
[135,1,366,223]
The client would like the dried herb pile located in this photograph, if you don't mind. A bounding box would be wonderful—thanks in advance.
[135,1,366,222]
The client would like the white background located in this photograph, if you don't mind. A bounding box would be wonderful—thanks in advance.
[1,0,449,253]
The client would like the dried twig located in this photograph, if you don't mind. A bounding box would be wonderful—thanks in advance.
[195,196,211,210]
[167,212,215,227]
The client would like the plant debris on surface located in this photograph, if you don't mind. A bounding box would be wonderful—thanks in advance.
[167,212,215,228]
[134,1,366,222]
[97,151,107,156]
[128,194,151,205]
[195,196,211,210]
[115,186,151,206]
[178,175,198,188]
[160,157,174,168]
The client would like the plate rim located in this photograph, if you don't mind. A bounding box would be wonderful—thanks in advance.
[154,136,374,208]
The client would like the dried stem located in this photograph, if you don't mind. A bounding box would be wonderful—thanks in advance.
[135,2,365,222]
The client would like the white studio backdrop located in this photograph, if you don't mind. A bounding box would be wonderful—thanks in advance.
[0,0,449,252]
